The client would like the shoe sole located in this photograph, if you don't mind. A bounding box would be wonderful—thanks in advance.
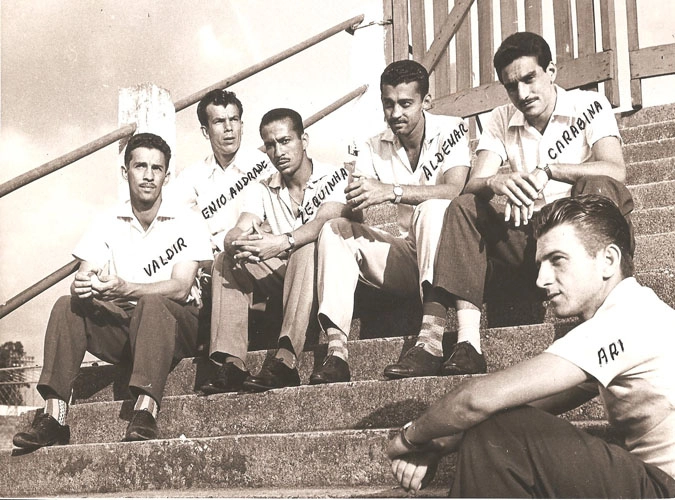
[13,435,69,449]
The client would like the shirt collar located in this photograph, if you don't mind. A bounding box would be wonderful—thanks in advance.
[267,159,324,191]
[590,277,639,317]
[205,150,248,177]
[381,110,438,147]
[115,197,177,221]
[507,84,574,129]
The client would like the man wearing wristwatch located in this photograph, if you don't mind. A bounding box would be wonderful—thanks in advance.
[202,107,352,393]
[387,31,635,379]
[310,60,471,384]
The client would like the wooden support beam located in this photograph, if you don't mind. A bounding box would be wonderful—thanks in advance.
[423,0,474,73]
[392,0,410,60]
[630,44,675,79]
[553,0,574,61]
[524,0,543,35]
[625,0,642,109]
[477,0,495,85]
[410,0,427,62]
[456,8,473,91]
[576,0,597,91]
[383,0,395,65]
[600,0,620,107]
[500,0,518,39]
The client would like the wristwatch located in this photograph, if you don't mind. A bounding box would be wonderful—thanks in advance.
[536,164,553,180]
[285,232,296,252]
[393,184,403,204]
[400,421,427,451]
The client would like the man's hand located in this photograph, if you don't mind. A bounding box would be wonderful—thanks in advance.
[70,268,102,299]
[488,170,548,227]
[345,172,394,210]
[91,274,128,300]
[232,221,289,262]
[391,454,440,493]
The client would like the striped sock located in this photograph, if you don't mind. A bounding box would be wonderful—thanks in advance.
[327,328,349,361]
[415,315,445,357]
[224,355,247,371]
[275,347,297,369]
[134,394,159,420]
[457,308,482,353]
[45,398,68,426]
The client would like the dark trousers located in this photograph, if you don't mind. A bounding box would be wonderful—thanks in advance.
[450,406,675,498]
[38,294,200,404]
[434,175,634,307]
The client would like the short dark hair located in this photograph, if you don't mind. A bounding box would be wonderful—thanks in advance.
[380,60,430,97]
[533,195,634,278]
[197,89,243,127]
[259,108,304,137]
[124,132,172,168]
[493,32,553,83]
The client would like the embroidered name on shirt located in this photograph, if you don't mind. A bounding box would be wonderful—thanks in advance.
[422,123,468,181]
[598,338,624,366]
[201,160,271,220]
[547,101,604,161]
[299,167,349,224]
[144,237,187,276]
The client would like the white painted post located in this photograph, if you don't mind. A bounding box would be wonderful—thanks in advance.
[117,83,175,200]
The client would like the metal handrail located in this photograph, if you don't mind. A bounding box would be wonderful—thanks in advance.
[0,84,369,320]
[0,14,364,199]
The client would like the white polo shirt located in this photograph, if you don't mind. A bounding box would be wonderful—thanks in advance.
[477,85,621,204]
[355,111,471,236]
[173,148,274,251]
[73,199,213,304]
[546,278,675,478]
[241,160,349,235]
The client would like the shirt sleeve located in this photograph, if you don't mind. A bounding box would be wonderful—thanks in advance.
[476,108,509,164]
[353,140,379,180]
[72,213,113,271]
[439,117,472,173]
[239,181,267,221]
[585,93,622,147]
[174,212,216,263]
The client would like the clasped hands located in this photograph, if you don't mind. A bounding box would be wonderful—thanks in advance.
[487,168,549,227]
[231,221,289,263]
[345,172,393,211]
[71,269,127,300]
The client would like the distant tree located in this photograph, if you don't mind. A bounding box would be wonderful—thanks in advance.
[0,342,28,405]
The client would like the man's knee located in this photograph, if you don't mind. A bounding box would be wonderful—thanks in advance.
[135,294,170,313]
[412,198,451,219]
[318,217,353,245]
[461,406,539,453]
[572,175,634,216]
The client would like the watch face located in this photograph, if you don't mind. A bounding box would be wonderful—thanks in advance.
[394,186,403,196]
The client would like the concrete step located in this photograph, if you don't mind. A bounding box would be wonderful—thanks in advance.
[624,137,675,164]
[620,120,675,145]
[630,180,675,210]
[22,372,605,447]
[1,422,617,497]
[69,322,568,404]
[632,206,675,235]
[618,102,675,129]
[627,157,675,186]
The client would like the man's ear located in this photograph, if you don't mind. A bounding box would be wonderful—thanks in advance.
[201,126,209,140]
[163,171,171,186]
[301,132,309,151]
[422,93,432,110]
[601,243,622,279]
[546,61,557,83]
[120,165,128,180]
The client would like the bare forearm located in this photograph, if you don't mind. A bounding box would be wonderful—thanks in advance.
[548,161,625,184]
[113,279,193,302]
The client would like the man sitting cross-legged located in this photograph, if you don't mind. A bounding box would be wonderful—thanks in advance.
[202,108,352,394]
[13,133,213,448]
[388,195,675,498]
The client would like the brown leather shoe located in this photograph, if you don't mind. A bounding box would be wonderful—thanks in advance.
[199,362,249,395]
[440,341,487,375]
[242,357,300,392]
[310,355,350,385]
[122,410,158,442]
[383,345,442,379]
[13,412,70,449]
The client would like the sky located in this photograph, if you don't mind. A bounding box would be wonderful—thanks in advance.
[1,0,675,365]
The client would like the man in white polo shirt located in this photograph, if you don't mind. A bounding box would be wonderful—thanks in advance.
[402,31,634,378]
[311,60,471,385]
[203,108,352,393]
[387,195,675,498]
[13,133,213,448]
[174,89,274,251]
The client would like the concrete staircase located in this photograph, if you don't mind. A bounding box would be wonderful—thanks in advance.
[2,103,675,497]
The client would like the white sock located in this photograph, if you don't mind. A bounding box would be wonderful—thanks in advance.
[134,394,159,420]
[457,308,482,353]
[415,315,445,357]
[327,328,349,361]
[45,398,68,426]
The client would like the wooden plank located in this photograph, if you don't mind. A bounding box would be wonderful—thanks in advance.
[383,0,394,65]
[432,0,451,97]
[524,0,543,35]
[500,0,518,39]
[625,0,642,109]
[553,0,574,61]
[630,44,675,79]
[424,0,474,73]
[477,0,495,84]
[599,0,620,106]
[392,0,410,60]
[410,0,427,62]
[576,0,598,91]
[433,51,613,117]
[456,7,472,91]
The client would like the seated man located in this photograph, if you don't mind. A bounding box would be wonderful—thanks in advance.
[387,195,675,498]
[392,31,634,378]
[13,133,213,448]
[174,89,273,252]
[202,108,351,394]
[312,60,470,385]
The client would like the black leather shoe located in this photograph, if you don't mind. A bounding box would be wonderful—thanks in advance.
[441,341,487,376]
[309,355,350,385]
[199,362,250,395]
[122,410,158,442]
[13,412,70,449]
[383,345,442,379]
[242,357,300,392]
